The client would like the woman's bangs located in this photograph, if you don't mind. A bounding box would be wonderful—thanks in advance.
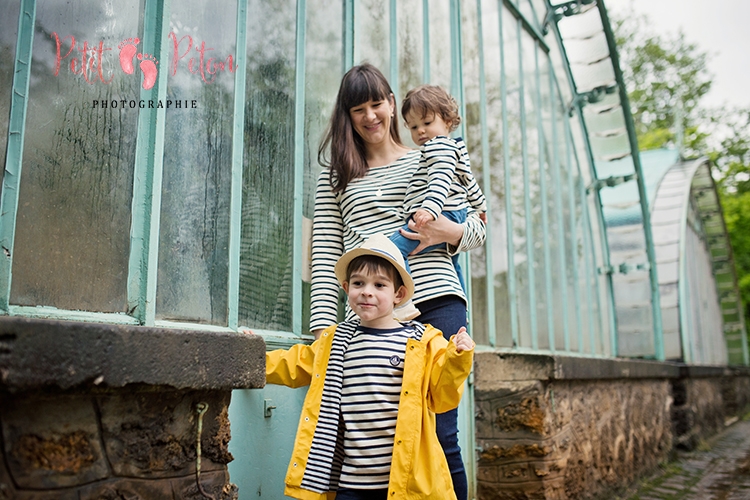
[343,71,389,110]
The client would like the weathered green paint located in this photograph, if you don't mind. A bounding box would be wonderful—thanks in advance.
[127,0,171,325]
[0,0,36,314]
[345,0,355,70]
[292,0,307,335]
[228,0,249,330]
[503,0,549,53]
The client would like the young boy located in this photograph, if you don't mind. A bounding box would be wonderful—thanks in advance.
[391,84,487,321]
[262,233,474,500]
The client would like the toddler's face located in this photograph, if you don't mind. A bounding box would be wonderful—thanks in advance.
[404,110,451,146]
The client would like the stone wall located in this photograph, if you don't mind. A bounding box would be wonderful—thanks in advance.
[1,389,236,499]
[0,317,266,500]
[473,352,750,500]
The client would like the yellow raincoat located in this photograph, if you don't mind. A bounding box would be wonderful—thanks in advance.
[265,322,474,500]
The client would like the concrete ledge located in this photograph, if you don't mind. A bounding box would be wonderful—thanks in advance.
[0,316,266,392]
[475,352,683,389]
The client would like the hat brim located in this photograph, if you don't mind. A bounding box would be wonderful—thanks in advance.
[334,247,414,306]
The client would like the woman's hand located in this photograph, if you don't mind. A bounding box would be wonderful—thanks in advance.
[399,214,465,255]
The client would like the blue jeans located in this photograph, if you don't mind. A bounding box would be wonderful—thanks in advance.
[335,488,388,500]
[389,208,467,292]
[415,295,468,500]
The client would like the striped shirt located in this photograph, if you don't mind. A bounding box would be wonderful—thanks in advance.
[310,149,486,331]
[404,136,487,220]
[337,325,413,489]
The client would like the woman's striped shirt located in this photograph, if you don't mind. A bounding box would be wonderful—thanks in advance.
[310,149,486,331]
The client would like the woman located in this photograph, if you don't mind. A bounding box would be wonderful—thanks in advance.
[310,63,485,500]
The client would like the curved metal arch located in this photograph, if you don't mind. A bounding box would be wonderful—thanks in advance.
[651,157,749,365]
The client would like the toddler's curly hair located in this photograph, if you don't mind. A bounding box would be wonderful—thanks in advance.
[401,84,461,132]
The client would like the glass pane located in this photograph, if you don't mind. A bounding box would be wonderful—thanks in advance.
[238,0,297,331]
[427,0,451,90]
[397,0,423,146]
[0,1,20,186]
[357,0,389,72]
[156,0,237,324]
[461,0,489,345]
[11,0,140,312]
[302,0,344,333]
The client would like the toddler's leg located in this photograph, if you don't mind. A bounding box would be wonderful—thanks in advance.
[389,221,419,275]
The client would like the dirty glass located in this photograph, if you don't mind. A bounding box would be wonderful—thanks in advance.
[11,0,140,312]
[427,0,451,90]
[506,16,532,347]
[302,0,344,333]
[460,0,489,345]
[397,0,423,146]
[0,1,20,187]
[156,0,237,325]
[539,49,566,350]
[237,0,297,331]
[523,34,548,349]
[357,0,389,74]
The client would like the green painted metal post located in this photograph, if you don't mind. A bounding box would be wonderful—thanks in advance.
[518,21,538,349]
[422,0,430,82]
[292,0,307,335]
[344,0,355,70]
[534,46,556,351]
[228,0,248,330]
[564,119,583,352]
[0,0,36,313]
[476,0,497,347]
[126,0,171,325]
[548,59,570,352]
[498,3,519,348]
[390,0,398,98]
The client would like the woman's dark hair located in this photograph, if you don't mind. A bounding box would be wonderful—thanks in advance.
[318,63,403,193]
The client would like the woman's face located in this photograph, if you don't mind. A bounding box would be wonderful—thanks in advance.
[348,96,395,148]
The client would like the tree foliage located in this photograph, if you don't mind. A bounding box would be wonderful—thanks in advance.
[613,10,750,327]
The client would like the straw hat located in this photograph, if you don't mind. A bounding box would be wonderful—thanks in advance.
[334,233,414,306]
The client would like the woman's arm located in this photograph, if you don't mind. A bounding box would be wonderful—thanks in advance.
[310,171,345,334]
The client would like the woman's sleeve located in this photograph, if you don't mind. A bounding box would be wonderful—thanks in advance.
[310,170,345,331]
[447,209,486,256]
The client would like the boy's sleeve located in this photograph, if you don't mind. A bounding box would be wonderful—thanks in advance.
[266,341,318,388]
[426,331,474,414]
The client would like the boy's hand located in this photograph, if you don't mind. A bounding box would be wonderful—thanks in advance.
[453,326,474,352]
[238,327,254,335]
[479,212,488,224]
[413,209,435,229]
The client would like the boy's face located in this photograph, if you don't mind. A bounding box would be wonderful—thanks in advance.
[404,110,451,146]
[343,267,407,328]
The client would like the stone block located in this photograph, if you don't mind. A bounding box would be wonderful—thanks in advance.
[78,477,174,500]
[171,470,238,499]
[1,393,108,488]
[99,390,230,478]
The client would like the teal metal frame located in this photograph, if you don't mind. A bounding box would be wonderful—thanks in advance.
[0,0,36,314]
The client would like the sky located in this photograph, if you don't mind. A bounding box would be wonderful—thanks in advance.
[605,0,750,110]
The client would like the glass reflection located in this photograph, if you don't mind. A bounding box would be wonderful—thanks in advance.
[0,1,20,186]
[237,0,297,331]
[157,0,237,324]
